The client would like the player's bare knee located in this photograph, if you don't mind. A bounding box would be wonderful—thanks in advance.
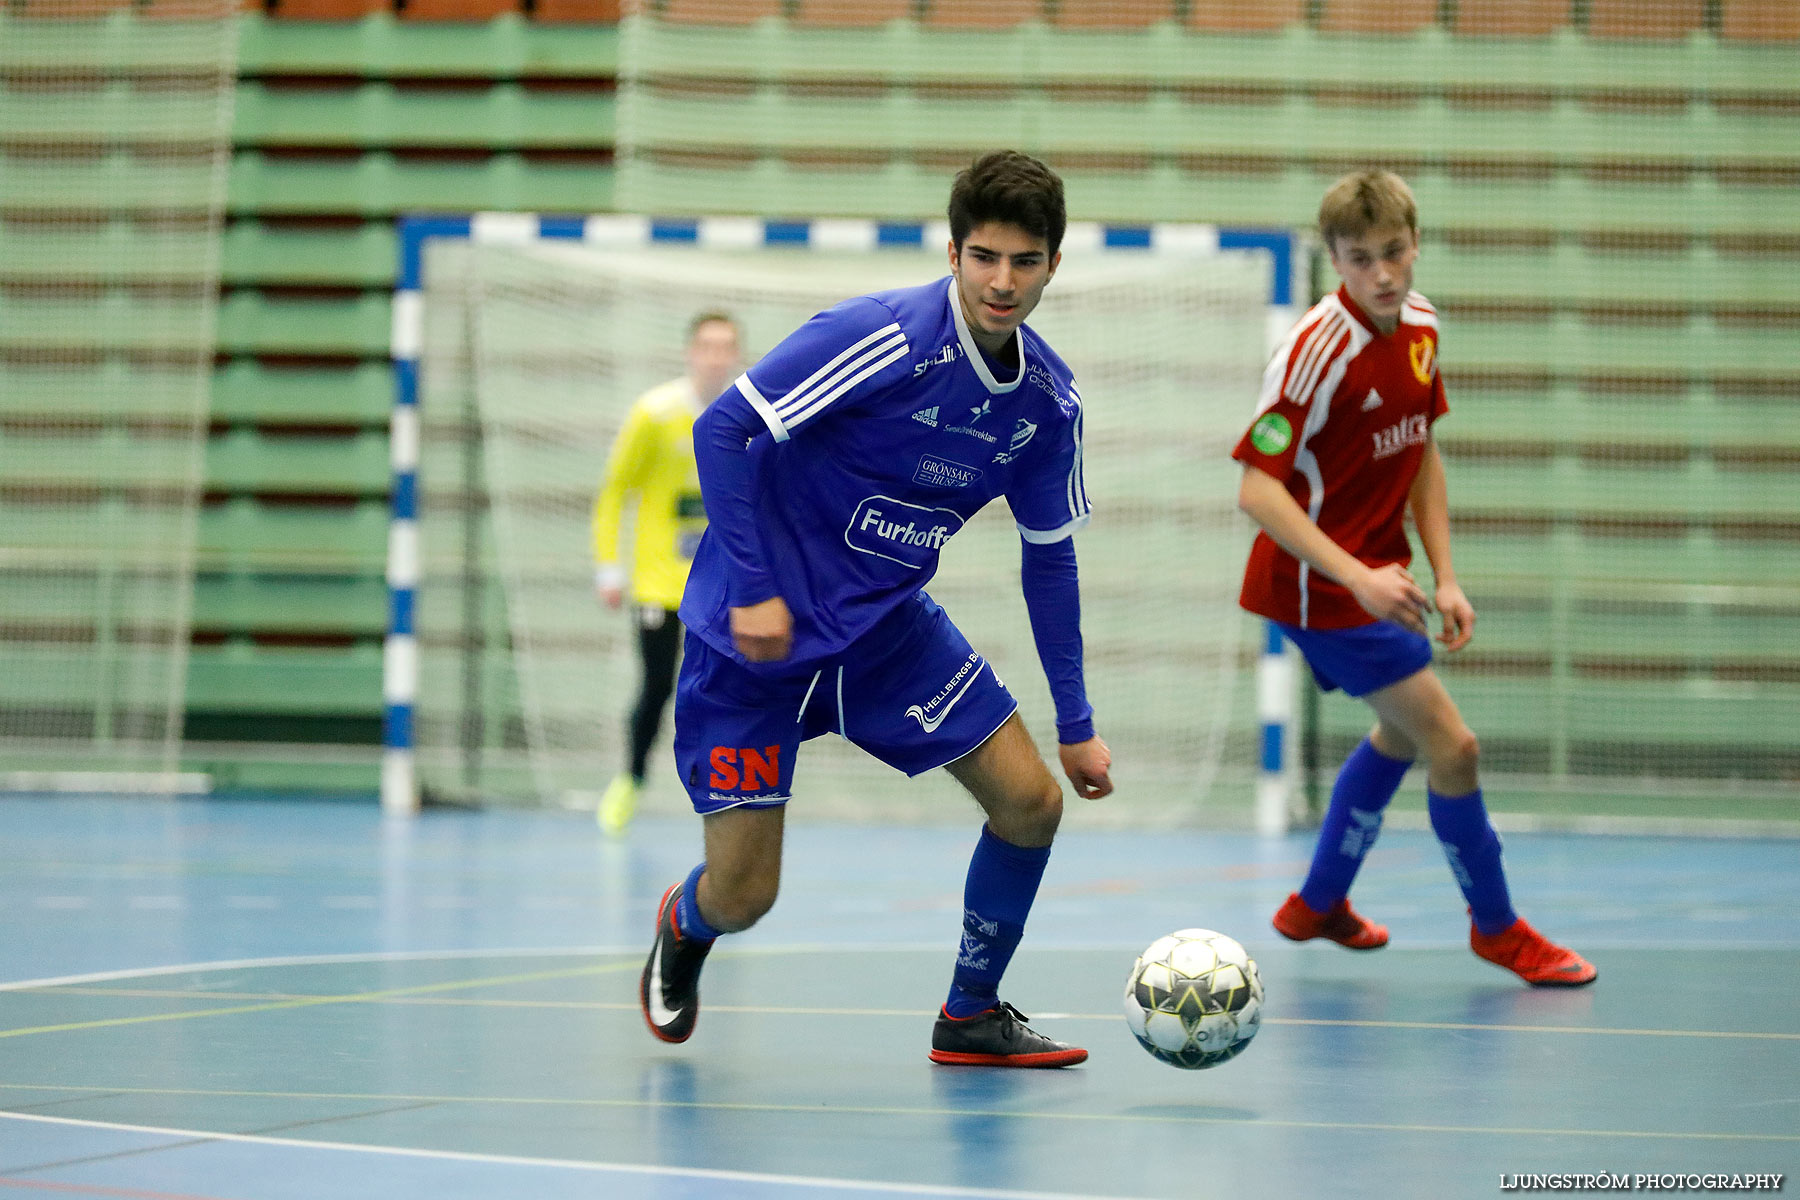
[1447,728,1479,775]
[1432,727,1480,793]
[980,775,1061,848]
[1015,778,1064,844]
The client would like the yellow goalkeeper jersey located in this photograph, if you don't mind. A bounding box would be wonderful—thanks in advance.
[592,378,707,610]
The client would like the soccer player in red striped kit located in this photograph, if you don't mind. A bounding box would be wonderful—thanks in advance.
[1234,169,1594,987]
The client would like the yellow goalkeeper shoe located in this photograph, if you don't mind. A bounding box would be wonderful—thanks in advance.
[597,774,639,837]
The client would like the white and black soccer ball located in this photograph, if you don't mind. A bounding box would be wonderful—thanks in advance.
[1123,928,1264,1070]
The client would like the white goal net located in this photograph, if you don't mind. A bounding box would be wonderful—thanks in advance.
[0,1,235,787]
[415,231,1272,826]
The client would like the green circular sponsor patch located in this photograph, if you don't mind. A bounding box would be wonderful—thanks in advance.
[1250,413,1293,455]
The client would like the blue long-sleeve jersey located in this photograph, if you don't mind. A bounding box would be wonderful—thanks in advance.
[680,275,1095,743]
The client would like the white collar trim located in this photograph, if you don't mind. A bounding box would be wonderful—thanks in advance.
[946,276,1024,395]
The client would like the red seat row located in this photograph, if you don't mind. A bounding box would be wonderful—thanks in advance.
[87,0,1787,39]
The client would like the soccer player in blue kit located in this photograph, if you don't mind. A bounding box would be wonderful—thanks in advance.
[639,151,1113,1067]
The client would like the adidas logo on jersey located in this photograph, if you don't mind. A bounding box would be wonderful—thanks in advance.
[913,406,940,427]
[1362,389,1384,412]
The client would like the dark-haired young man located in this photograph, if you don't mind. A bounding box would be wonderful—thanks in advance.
[640,150,1113,1066]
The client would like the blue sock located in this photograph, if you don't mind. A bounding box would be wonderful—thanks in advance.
[1427,788,1517,936]
[1299,738,1411,913]
[944,825,1051,1019]
[675,862,721,942]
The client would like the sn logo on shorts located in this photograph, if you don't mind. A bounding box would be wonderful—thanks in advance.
[708,745,781,791]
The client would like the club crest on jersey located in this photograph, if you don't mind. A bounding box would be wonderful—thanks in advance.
[991,417,1038,465]
[1410,337,1436,385]
[846,495,965,568]
[913,454,983,489]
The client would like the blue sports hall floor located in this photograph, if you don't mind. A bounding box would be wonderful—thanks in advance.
[0,793,1794,1199]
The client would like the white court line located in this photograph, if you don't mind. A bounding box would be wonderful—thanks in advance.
[7,949,1796,1044]
[0,1111,1132,1200]
[0,947,620,992]
[0,944,1001,994]
[5,928,1794,998]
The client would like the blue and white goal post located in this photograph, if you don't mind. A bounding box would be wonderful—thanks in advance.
[382,214,1304,826]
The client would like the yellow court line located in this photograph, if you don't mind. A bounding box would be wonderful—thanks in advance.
[15,987,1800,1042]
[0,1082,1795,1145]
[0,960,641,1040]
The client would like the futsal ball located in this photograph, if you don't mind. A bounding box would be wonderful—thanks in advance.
[1123,928,1264,1070]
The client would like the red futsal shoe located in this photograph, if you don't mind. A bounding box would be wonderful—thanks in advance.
[1272,892,1390,950]
[1471,917,1597,987]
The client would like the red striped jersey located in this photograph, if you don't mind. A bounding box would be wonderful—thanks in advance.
[1232,285,1449,629]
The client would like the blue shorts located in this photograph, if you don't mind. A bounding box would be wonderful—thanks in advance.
[672,594,1019,815]
[1277,620,1433,698]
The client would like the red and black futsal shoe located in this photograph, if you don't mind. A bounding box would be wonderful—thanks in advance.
[928,1001,1088,1068]
[1471,917,1597,987]
[639,882,715,1043]
[1272,892,1390,950]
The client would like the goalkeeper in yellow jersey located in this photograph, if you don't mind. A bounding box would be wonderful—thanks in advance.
[593,312,744,835]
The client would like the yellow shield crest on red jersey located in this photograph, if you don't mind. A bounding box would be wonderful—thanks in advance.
[1410,337,1436,385]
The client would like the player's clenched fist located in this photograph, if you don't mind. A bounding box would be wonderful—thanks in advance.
[729,595,793,662]
[1060,736,1113,800]
[1434,581,1475,651]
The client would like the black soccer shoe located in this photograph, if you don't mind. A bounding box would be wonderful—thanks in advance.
[928,1001,1088,1068]
[639,882,714,1044]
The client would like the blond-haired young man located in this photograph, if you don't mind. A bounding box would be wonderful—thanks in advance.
[1235,170,1595,987]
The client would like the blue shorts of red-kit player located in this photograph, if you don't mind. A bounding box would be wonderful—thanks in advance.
[673,593,1019,815]
[1276,619,1434,698]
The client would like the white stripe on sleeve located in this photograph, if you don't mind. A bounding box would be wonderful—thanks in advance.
[1064,403,1087,523]
[735,372,789,442]
[776,331,909,429]
[1017,512,1091,544]
[1291,312,1350,405]
[770,323,907,426]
